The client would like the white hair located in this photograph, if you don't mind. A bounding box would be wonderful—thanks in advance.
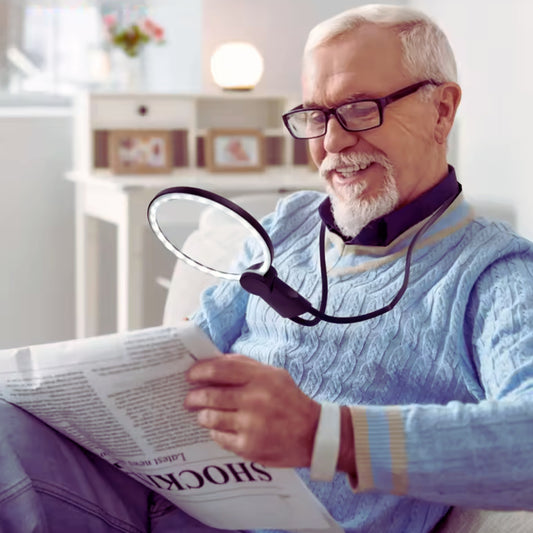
[304,4,457,84]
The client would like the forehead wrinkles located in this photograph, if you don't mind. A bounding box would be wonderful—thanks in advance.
[302,26,411,106]
[302,43,349,105]
[302,44,346,93]
[302,63,358,107]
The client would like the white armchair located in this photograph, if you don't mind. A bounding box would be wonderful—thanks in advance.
[162,193,532,532]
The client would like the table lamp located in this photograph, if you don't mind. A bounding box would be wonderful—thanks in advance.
[210,42,264,91]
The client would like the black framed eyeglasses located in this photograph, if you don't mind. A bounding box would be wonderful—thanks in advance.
[282,80,438,140]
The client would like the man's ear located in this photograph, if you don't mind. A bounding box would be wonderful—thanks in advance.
[433,82,461,144]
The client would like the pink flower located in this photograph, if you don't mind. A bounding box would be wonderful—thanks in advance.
[103,13,117,29]
[142,18,155,30]
[141,18,165,42]
[152,25,165,42]
[104,15,166,56]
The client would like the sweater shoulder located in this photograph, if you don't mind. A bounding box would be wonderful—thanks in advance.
[463,215,533,259]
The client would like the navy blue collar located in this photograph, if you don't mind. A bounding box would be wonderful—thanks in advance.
[318,166,461,246]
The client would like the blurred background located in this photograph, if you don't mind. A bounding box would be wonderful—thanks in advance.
[0,0,531,349]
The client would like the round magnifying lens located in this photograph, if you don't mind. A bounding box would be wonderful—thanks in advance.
[147,187,274,280]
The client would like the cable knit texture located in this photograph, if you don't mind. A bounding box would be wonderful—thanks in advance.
[193,190,533,533]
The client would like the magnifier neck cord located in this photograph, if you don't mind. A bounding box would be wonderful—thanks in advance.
[291,193,458,326]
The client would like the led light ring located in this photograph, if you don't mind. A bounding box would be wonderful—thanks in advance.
[147,187,274,280]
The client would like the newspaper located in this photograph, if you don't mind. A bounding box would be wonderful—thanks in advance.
[0,322,341,532]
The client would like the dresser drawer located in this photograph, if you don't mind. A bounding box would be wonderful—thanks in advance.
[91,96,194,129]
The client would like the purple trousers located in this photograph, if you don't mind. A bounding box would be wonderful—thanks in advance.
[0,400,237,532]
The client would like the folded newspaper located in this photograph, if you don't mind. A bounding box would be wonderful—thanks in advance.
[0,322,341,532]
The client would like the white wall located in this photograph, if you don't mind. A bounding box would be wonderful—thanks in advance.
[201,0,404,96]
[409,0,533,239]
[141,0,404,97]
[144,0,203,93]
[0,112,75,348]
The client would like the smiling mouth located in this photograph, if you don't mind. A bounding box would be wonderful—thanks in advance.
[333,161,376,182]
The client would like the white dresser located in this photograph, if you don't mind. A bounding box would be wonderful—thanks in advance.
[68,92,321,337]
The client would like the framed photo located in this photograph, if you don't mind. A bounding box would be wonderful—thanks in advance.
[205,129,265,172]
[108,130,173,174]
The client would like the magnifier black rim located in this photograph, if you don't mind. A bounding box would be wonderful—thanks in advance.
[148,185,275,266]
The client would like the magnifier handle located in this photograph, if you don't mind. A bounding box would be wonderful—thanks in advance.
[240,267,314,319]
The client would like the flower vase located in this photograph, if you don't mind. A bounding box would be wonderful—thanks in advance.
[111,50,144,92]
[124,55,143,92]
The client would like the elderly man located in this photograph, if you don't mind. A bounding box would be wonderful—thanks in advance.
[184,3,533,532]
[0,4,532,533]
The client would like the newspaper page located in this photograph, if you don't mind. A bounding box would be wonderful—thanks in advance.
[0,322,341,532]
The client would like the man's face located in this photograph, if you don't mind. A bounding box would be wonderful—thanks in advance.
[304,24,447,231]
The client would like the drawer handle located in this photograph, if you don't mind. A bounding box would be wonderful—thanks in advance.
[137,105,149,116]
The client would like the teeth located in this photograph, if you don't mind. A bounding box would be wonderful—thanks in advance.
[336,161,371,176]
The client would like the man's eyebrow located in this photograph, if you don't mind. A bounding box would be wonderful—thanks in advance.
[345,91,378,101]
[303,92,378,109]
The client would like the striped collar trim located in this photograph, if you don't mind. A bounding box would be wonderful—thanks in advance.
[325,193,472,258]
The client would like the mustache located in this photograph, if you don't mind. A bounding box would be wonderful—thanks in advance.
[319,152,393,177]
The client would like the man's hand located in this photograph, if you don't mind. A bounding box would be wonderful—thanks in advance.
[184,354,321,468]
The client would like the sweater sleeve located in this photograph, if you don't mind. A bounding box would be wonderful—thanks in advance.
[348,252,533,510]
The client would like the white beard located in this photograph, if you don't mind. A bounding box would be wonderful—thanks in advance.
[320,153,400,239]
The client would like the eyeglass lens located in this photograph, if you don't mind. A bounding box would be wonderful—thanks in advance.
[286,101,381,139]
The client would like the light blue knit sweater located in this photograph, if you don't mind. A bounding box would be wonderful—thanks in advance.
[193,190,533,533]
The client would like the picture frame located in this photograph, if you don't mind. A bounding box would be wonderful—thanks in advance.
[205,129,265,172]
[108,130,173,175]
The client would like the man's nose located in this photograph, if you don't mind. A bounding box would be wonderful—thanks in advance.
[322,115,360,154]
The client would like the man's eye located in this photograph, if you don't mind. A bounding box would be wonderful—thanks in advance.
[307,111,325,124]
[342,102,377,120]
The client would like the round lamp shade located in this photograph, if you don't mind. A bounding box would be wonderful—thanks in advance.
[210,42,264,91]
